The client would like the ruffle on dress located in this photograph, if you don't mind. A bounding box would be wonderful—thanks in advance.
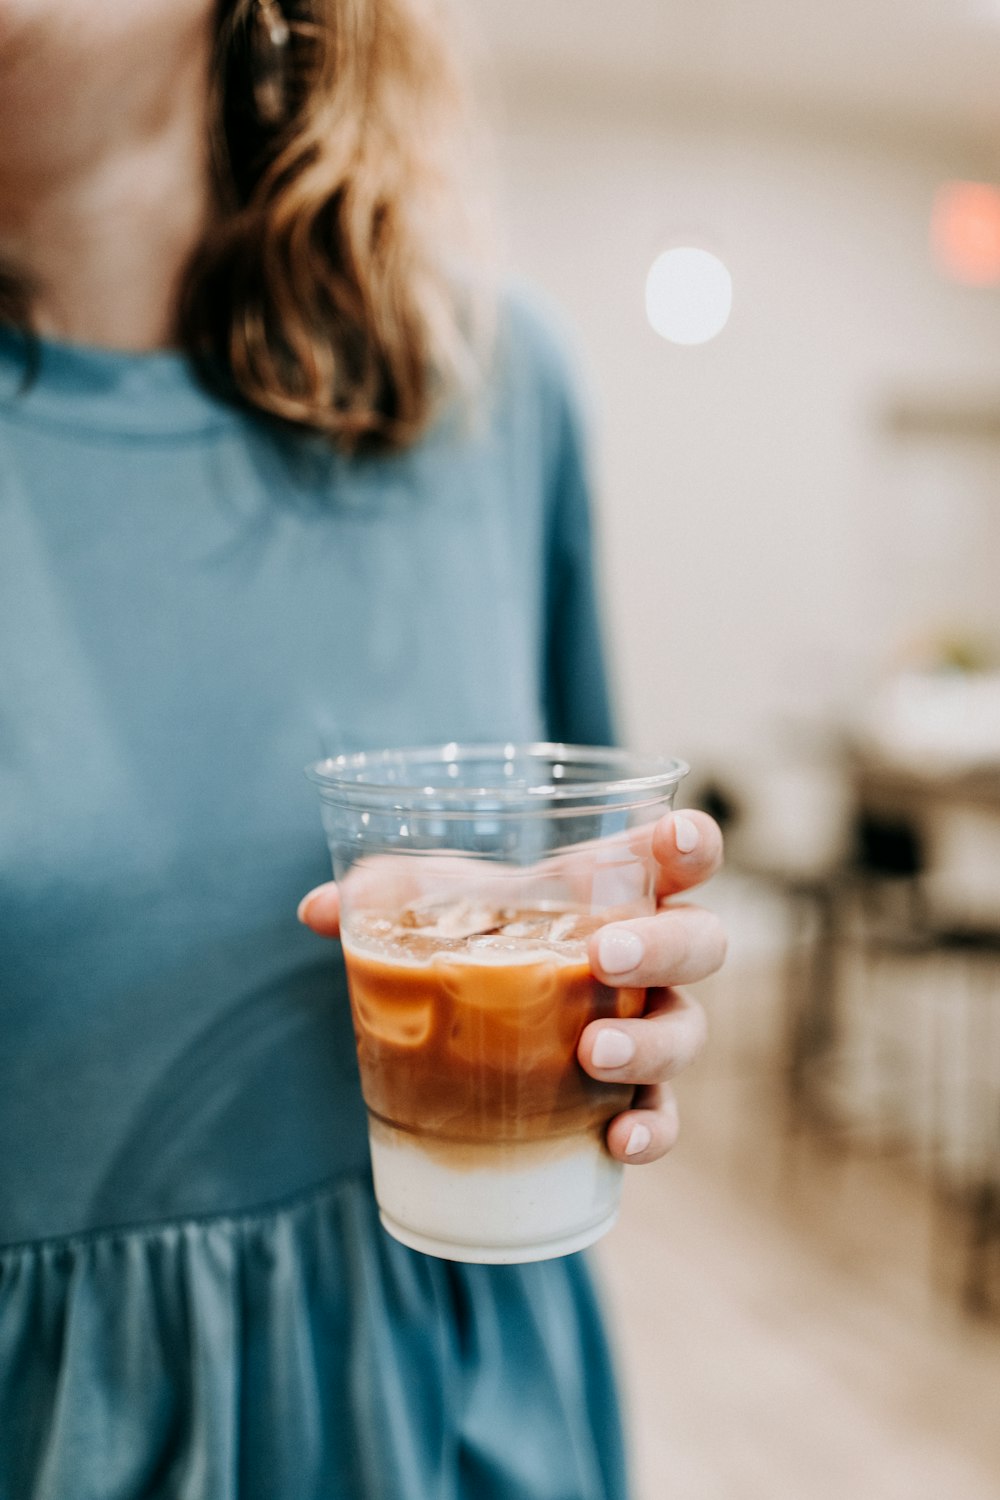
[0,1174,627,1500]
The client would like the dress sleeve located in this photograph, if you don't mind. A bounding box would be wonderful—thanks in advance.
[542,364,617,748]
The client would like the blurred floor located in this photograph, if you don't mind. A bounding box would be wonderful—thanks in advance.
[596,903,1000,1500]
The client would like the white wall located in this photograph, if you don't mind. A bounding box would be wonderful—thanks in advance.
[489,92,1000,774]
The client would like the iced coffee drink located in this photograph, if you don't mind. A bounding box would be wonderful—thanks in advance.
[307,742,687,1262]
[341,896,645,1261]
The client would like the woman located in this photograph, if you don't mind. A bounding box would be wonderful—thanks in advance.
[0,2,726,1496]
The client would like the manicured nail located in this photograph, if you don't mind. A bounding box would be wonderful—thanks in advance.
[591,1028,636,1069]
[625,1123,652,1156]
[674,815,700,854]
[597,928,644,975]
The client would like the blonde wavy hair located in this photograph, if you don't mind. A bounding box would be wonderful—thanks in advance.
[3,0,486,452]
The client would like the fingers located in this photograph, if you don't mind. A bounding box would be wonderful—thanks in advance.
[579,987,708,1086]
[604,1083,680,1164]
[297,881,341,937]
[589,903,727,988]
[652,810,724,899]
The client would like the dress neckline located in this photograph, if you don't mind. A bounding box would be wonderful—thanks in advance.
[0,328,244,439]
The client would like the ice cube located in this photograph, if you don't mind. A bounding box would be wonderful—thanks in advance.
[545,913,579,942]
[397,905,442,930]
[429,901,503,940]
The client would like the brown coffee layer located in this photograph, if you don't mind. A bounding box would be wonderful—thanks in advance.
[342,904,645,1147]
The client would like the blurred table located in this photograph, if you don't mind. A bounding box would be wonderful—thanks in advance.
[848,748,1000,817]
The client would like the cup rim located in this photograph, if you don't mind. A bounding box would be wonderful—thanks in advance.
[305,741,689,806]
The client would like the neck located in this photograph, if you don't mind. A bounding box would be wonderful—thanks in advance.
[0,8,215,351]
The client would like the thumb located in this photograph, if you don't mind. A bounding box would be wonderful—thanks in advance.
[297,881,341,937]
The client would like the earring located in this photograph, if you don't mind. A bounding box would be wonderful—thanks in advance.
[251,0,291,125]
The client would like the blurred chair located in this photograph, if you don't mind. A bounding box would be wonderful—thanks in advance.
[706,756,1000,1317]
[921,925,1000,1316]
[804,779,1000,1318]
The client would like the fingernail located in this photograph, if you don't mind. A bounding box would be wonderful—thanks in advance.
[297,890,321,924]
[597,928,645,974]
[625,1123,652,1156]
[674,815,699,855]
[591,1028,636,1069]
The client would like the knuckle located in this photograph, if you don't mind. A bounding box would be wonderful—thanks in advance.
[663,910,693,976]
[708,910,728,963]
[653,1088,682,1149]
[661,1109,681,1152]
[660,1004,708,1080]
[691,909,727,978]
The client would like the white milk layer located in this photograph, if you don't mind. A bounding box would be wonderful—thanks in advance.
[368,1123,624,1264]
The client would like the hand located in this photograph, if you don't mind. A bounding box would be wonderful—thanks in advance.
[297,808,726,1167]
[577,810,724,1165]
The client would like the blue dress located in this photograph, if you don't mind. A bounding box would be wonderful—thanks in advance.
[0,295,628,1500]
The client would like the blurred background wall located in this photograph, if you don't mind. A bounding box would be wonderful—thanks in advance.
[458,6,1000,1497]
[467,0,1000,768]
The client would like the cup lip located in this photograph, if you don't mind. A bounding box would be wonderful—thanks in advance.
[305,741,689,806]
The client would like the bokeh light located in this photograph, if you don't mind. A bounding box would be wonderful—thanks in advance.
[645,246,733,345]
[931,180,1000,286]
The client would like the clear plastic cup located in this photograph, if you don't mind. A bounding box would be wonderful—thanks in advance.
[306,743,687,1263]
